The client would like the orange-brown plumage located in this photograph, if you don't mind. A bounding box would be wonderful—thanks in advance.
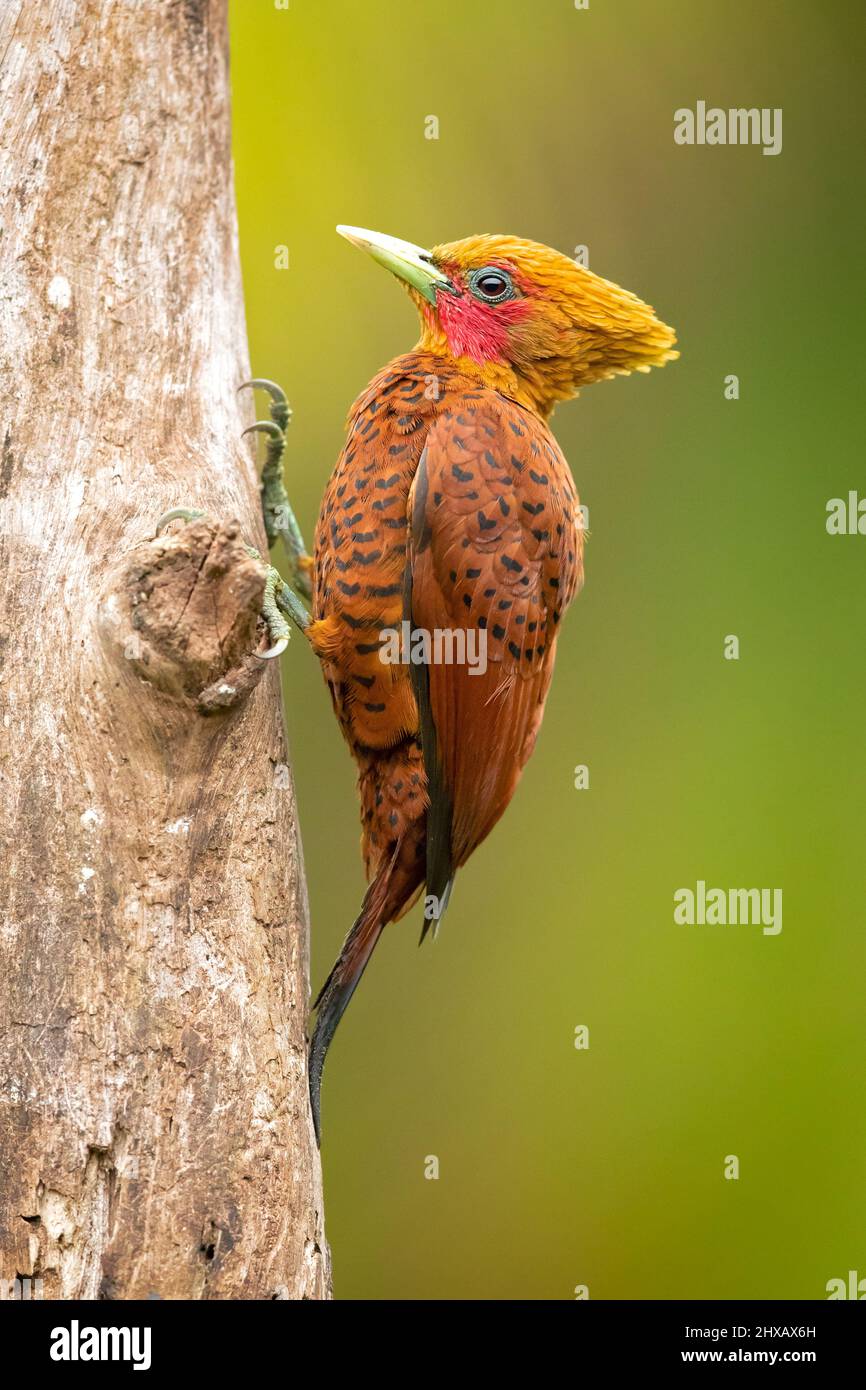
[307,228,677,1140]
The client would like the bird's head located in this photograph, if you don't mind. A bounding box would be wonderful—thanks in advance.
[338,225,678,417]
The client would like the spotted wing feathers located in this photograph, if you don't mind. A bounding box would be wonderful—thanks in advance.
[407,392,584,897]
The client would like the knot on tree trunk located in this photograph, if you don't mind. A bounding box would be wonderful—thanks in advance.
[100,517,274,713]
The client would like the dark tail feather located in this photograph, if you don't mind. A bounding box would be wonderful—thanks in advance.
[309,869,395,1146]
[404,522,454,946]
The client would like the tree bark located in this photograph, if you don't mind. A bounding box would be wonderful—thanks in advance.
[0,0,330,1299]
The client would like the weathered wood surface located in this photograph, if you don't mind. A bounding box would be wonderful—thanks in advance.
[0,0,330,1299]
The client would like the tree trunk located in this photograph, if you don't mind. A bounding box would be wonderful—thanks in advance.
[0,0,330,1300]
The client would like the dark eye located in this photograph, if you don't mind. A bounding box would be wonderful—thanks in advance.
[468,267,515,304]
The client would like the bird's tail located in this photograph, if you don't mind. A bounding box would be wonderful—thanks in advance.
[309,840,422,1145]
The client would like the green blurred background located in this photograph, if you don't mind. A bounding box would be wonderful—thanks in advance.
[229,0,866,1299]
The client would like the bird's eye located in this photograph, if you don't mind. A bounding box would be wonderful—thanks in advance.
[468,267,515,304]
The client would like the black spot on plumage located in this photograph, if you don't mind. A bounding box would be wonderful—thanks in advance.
[337,579,361,596]
[376,473,401,489]
[528,621,537,632]
[352,530,375,543]
[389,443,408,456]
[524,648,534,660]
[493,624,505,640]
[484,587,495,598]
[532,529,549,542]
[529,469,549,486]
[478,511,496,531]
[498,497,510,516]
[478,616,487,629]
[511,453,524,473]
[452,463,473,483]
[382,515,405,529]
[353,549,383,566]
[354,673,375,689]
[364,701,386,713]
[355,640,383,655]
[523,501,544,516]
[509,420,524,437]
[367,582,402,598]
[462,594,472,609]
[433,492,442,506]
[515,615,525,626]
[502,555,523,573]
[550,577,560,589]
[508,640,521,659]
[498,599,512,610]
[342,611,380,630]
[449,569,457,582]
[372,495,398,511]
[466,567,481,579]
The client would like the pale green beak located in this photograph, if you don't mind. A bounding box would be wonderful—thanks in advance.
[337,224,452,304]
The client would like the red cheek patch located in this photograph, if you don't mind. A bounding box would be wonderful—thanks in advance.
[436,290,533,364]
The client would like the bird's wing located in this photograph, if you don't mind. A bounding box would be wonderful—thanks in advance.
[406,391,584,924]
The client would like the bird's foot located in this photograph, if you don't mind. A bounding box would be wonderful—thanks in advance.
[155,509,309,660]
[238,378,314,602]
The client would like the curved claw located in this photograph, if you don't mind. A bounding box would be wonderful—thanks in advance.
[242,420,284,442]
[238,378,289,407]
[155,507,206,536]
[239,379,292,432]
[258,634,290,660]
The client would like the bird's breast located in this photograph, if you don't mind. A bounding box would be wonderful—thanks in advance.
[312,355,466,750]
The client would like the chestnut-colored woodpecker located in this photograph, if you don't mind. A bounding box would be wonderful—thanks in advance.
[239,226,677,1142]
